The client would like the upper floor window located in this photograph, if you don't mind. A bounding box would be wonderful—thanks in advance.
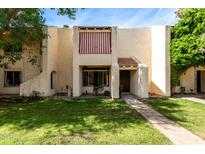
[4,71,21,87]
[4,41,22,55]
[79,31,111,54]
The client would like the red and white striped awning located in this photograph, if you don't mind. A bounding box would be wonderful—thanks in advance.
[79,32,112,54]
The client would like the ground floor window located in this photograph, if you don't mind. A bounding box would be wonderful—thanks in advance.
[4,71,21,87]
[83,69,109,86]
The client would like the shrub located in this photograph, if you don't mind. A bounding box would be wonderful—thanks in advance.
[93,85,104,95]
[104,90,110,96]
[180,86,186,93]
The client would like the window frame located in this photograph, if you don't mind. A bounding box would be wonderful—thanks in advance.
[82,68,109,87]
[4,71,22,87]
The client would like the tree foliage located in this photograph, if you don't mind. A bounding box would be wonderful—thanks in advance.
[0,8,77,68]
[171,8,205,86]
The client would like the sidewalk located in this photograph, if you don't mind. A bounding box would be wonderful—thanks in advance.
[123,95,205,145]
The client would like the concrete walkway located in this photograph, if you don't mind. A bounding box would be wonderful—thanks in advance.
[181,97,205,105]
[123,95,205,145]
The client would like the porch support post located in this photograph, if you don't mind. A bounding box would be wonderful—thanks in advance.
[111,64,119,99]
[73,26,81,97]
[137,64,148,98]
[111,26,119,99]
[73,66,81,97]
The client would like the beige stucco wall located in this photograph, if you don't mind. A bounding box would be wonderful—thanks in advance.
[137,64,149,98]
[179,67,196,93]
[176,66,205,93]
[56,28,73,93]
[151,26,171,96]
[117,28,152,85]
[2,26,170,98]
[72,27,119,98]
[130,70,138,96]
[117,26,170,96]
[72,27,81,96]
[111,27,119,98]
[129,65,148,98]
[20,27,59,96]
[78,55,112,66]
[45,27,59,95]
[0,43,41,94]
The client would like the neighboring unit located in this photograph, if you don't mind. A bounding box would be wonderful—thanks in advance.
[172,66,205,94]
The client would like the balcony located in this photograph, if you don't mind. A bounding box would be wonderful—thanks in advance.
[75,26,114,66]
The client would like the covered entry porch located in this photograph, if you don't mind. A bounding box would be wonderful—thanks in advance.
[118,58,148,98]
[73,58,148,99]
[73,64,119,98]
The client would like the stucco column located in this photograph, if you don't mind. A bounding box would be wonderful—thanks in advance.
[72,27,81,97]
[111,64,119,99]
[110,26,119,99]
[151,26,171,96]
[40,34,49,96]
[73,65,81,97]
[137,64,148,98]
[45,27,58,96]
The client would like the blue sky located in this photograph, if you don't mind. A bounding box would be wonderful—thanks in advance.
[44,8,179,28]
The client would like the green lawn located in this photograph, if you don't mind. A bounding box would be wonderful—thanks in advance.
[0,98,170,144]
[145,98,205,139]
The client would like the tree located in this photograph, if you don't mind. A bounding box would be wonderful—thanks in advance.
[0,8,78,68]
[63,25,69,28]
[170,8,205,86]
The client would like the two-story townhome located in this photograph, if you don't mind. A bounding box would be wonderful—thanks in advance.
[0,26,172,99]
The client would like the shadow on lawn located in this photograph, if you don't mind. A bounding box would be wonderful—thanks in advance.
[0,98,147,136]
[145,98,188,123]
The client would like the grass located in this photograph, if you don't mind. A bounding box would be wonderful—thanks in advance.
[145,98,205,139]
[0,98,171,145]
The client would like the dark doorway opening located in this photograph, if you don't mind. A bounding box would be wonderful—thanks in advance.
[197,71,201,93]
[120,70,130,92]
[51,71,56,89]
[51,72,54,89]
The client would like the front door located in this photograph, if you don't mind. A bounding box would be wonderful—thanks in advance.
[197,71,201,93]
[120,70,130,92]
